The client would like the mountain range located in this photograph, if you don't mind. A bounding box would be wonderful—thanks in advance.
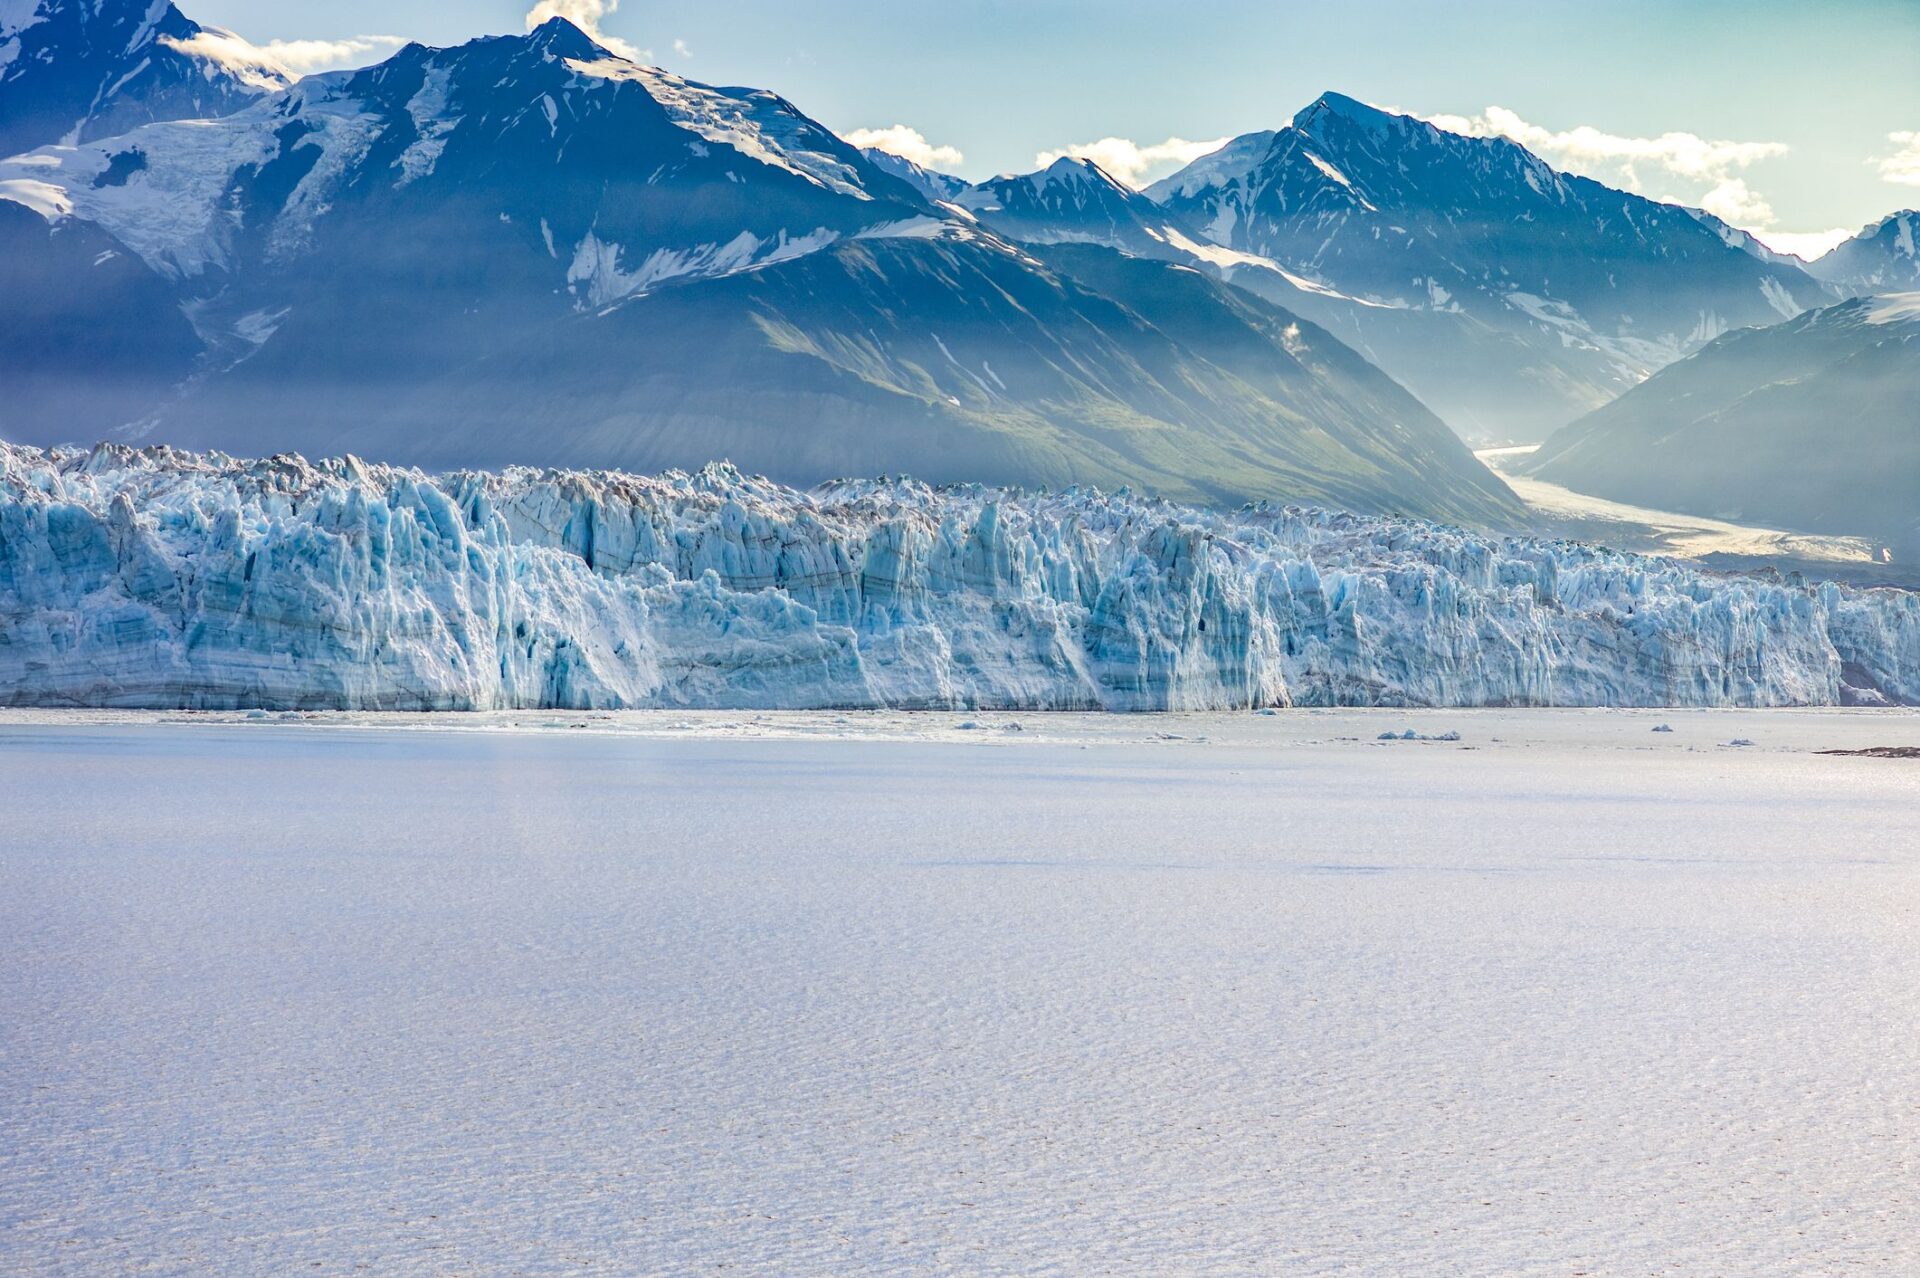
[1,0,1912,550]
[1004,93,1836,443]
[0,3,1519,526]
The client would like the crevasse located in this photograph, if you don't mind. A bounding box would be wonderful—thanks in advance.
[2,442,1915,710]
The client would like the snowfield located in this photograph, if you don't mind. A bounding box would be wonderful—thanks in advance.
[1,710,1916,1275]
[3,441,1917,710]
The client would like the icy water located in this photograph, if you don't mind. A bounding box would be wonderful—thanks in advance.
[3,710,1918,1275]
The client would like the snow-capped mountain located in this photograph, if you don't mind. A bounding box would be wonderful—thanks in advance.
[860,146,968,201]
[0,17,939,446]
[1,17,934,294]
[953,156,1441,348]
[1808,211,1920,295]
[1146,93,1839,441]
[949,155,1364,309]
[0,17,1519,527]
[1527,293,1920,554]
[0,0,288,158]
[5,440,1913,710]
[954,157,1200,254]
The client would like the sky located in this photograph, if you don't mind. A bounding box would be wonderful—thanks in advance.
[193,0,1920,258]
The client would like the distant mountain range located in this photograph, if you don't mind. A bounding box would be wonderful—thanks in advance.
[1809,211,1920,295]
[1,0,1912,546]
[986,93,1836,444]
[1525,293,1920,555]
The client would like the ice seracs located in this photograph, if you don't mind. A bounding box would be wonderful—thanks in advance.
[3,441,1914,712]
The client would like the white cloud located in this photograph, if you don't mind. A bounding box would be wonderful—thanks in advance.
[1033,136,1229,188]
[525,0,644,62]
[1746,227,1854,261]
[1424,105,1788,225]
[843,125,964,171]
[159,30,408,84]
[1423,106,1786,184]
[252,35,409,76]
[1696,177,1775,227]
[1421,105,1877,264]
[1878,131,1920,187]
[673,38,692,58]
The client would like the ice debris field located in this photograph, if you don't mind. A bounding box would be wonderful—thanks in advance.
[2,709,1916,1275]
[3,441,1918,711]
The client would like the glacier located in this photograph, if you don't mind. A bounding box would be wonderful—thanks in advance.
[2,440,1916,711]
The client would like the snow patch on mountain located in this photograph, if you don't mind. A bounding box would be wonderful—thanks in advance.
[0,117,275,275]
[1759,275,1799,319]
[565,226,843,307]
[4,441,1915,712]
[1863,292,1920,325]
[266,81,386,258]
[393,58,458,186]
[1302,150,1373,209]
[231,305,289,344]
[1147,223,1384,305]
[852,215,960,241]
[1503,290,1683,372]
[0,172,71,217]
[0,1,46,37]
[565,57,871,200]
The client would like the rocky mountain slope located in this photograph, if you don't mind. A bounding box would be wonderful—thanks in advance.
[1525,293,1920,556]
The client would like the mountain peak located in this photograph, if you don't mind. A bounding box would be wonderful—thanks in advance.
[0,0,284,155]
[1864,209,1919,233]
[1142,130,1277,203]
[1039,155,1121,187]
[522,15,612,61]
[1294,91,1398,132]
[1808,208,1920,292]
[1302,90,1372,116]
[859,147,969,201]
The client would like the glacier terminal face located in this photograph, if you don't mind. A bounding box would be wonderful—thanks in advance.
[2,442,1915,711]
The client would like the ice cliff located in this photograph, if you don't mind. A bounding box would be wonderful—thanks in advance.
[3,442,1916,710]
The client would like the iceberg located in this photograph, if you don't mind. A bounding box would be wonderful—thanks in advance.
[2,441,1916,711]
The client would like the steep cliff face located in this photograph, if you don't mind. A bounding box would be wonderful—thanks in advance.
[3,442,1915,710]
